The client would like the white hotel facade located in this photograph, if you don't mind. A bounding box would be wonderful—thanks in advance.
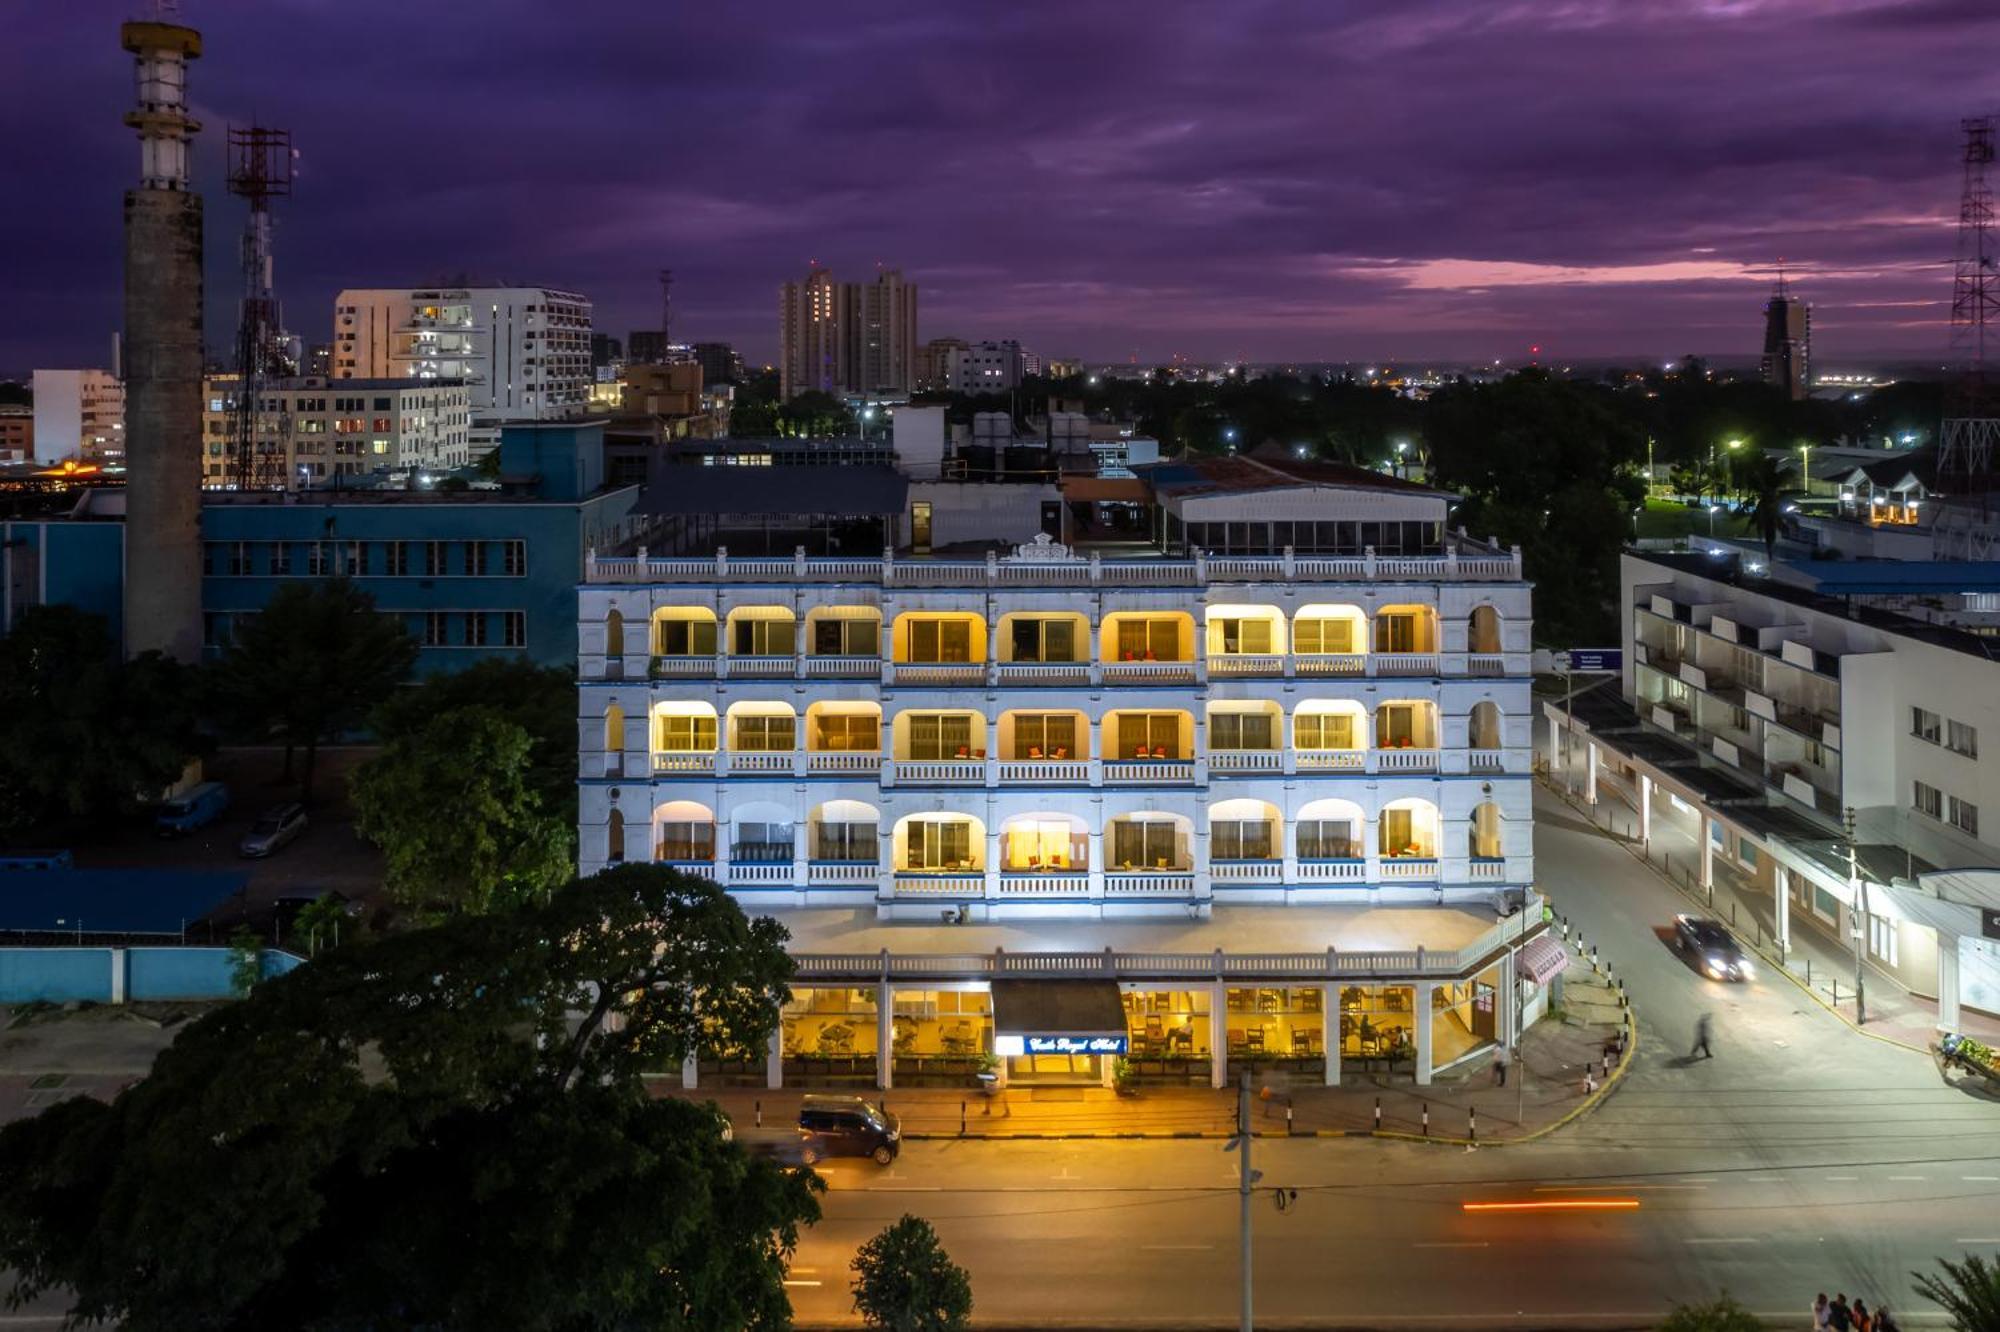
[576,461,1558,1090]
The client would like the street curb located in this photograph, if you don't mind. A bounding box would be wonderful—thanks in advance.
[1538,777,1937,1060]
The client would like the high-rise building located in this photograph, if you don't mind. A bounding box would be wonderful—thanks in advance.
[0,406,32,463]
[1761,273,1810,401]
[591,333,624,369]
[779,267,917,399]
[333,287,592,454]
[31,370,125,464]
[949,340,1026,395]
[916,337,967,393]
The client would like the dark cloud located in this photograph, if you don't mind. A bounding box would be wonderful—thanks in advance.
[2,0,1995,372]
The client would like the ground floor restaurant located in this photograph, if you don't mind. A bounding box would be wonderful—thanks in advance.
[692,952,1557,1090]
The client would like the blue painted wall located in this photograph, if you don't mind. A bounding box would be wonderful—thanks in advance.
[0,519,125,641]
[0,948,306,1004]
[0,949,111,1004]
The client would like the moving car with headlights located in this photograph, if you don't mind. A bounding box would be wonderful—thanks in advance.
[796,1095,901,1166]
[1673,914,1753,981]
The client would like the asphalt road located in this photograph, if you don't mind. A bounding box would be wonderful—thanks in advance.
[783,787,2000,1328]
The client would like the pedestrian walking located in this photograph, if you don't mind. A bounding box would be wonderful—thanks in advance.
[1493,1043,1511,1086]
[1828,1293,1853,1332]
[1690,1012,1714,1060]
[1853,1299,1873,1332]
[1874,1306,1900,1332]
[1813,1293,1829,1331]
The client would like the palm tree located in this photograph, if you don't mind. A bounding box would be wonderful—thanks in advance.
[1914,1253,2000,1332]
[1737,452,1791,563]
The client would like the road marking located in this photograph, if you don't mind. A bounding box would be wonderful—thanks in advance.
[1414,1242,1490,1249]
[1686,1238,1760,1245]
[871,1185,942,1192]
[1887,1175,1926,1182]
[1824,1175,1858,1182]
[1963,1176,2000,1182]
[1956,1239,2000,1244]
[1533,1184,1704,1192]
[1682,1177,1715,1183]
[1141,1243,1215,1251]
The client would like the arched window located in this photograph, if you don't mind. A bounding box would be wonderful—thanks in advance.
[1209,798,1280,861]
[1469,802,1504,860]
[1295,798,1364,861]
[1469,701,1503,750]
[604,608,625,659]
[653,800,716,863]
[809,800,880,863]
[1468,605,1503,654]
[1379,799,1440,859]
[1001,812,1088,870]
[604,703,625,755]
[1107,813,1191,871]
[607,808,626,864]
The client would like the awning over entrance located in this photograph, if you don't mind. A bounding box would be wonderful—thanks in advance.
[991,979,1128,1056]
[1519,933,1569,986]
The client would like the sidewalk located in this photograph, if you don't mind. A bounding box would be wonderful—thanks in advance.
[1542,778,2000,1053]
[658,966,1632,1144]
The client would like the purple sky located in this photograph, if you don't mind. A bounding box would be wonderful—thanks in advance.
[5,0,1997,373]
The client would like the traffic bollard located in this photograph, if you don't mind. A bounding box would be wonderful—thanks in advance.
[1584,1071,1596,1094]
[1374,1097,1382,1131]
[754,1100,762,1130]
[1468,1107,1477,1144]
[1286,1105,1294,1135]
[1422,1102,1430,1137]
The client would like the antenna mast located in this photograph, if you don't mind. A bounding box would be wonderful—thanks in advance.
[226,125,294,490]
[659,268,674,351]
[1938,116,2000,555]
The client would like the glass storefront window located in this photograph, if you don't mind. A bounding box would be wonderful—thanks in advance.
[1122,987,1212,1058]
[891,989,993,1062]
[1338,985,1416,1063]
[1431,968,1500,1070]
[782,987,879,1067]
[1224,987,1324,1060]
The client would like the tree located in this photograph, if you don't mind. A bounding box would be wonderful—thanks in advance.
[1915,1253,2000,1332]
[0,866,817,1331]
[1736,451,1791,562]
[352,708,573,918]
[209,578,416,803]
[1656,1294,1762,1332]
[0,606,202,841]
[850,1215,973,1332]
[372,657,577,828]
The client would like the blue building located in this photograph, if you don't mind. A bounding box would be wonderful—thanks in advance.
[2,421,658,675]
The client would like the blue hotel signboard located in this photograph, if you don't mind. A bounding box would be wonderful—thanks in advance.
[1556,649,1623,674]
[1023,1035,1128,1056]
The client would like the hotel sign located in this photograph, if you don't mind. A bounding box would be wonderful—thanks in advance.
[1023,1035,1128,1056]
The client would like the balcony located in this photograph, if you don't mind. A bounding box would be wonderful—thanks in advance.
[884,760,985,785]
[588,541,1526,587]
[994,661,1092,686]
[1467,749,1505,774]
[1101,659,1199,684]
[652,752,716,775]
[1103,870,1196,897]
[997,759,1090,785]
[1296,859,1366,883]
[996,872,1090,899]
[723,752,793,775]
[1465,654,1507,677]
[889,662,985,687]
[1208,654,1284,679]
[806,751,881,775]
[1372,653,1440,677]
[1209,749,1283,774]
[808,860,879,886]
[1378,857,1440,881]
[1101,759,1196,785]
[1210,860,1282,884]
[803,655,879,679]
[1294,653,1366,678]
[726,861,793,886]
[649,654,716,679]
[720,655,795,679]
[1466,858,1506,883]
[1374,748,1439,773]
[891,872,983,896]
[1295,749,1366,772]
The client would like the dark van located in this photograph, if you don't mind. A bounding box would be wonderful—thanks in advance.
[797,1094,901,1166]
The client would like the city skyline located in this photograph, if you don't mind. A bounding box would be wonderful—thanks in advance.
[3,1,1997,372]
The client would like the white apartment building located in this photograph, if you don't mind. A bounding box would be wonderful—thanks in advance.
[333,288,591,454]
[201,376,472,487]
[1546,550,2000,1028]
[31,369,124,465]
[576,466,1557,1092]
[946,340,1026,395]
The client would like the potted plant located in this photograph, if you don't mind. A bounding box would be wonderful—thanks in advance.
[1112,1056,1137,1096]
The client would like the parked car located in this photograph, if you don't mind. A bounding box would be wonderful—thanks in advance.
[239,803,308,858]
[796,1094,901,1165]
[0,849,74,871]
[1673,914,1754,981]
[154,782,231,837]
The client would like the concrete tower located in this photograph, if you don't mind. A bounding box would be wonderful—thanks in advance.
[120,16,206,661]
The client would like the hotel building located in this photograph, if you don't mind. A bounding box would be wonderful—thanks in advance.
[577,459,1561,1090]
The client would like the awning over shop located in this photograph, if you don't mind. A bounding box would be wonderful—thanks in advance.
[991,979,1128,1056]
[1519,933,1569,986]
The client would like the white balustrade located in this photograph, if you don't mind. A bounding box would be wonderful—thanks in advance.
[806,751,881,774]
[892,873,984,896]
[1378,857,1440,880]
[997,760,1090,784]
[889,663,986,686]
[1374,748,1439,773]
[803,655,879,679]
[1101,759,1195,785]
[886,760,986,785]
[1372,653,1440,677]
[648,655,716,679]
[651,752,716,775]
[1208,654,1283,678]
[1294,653,1366,677]
[721,656,793,679]
[993,662,1092,686]
[1208,749,1282,773]
[1100,659,1199,684]
[996,873,1090,897]
[1295,859,1365,882]
[1467,749,1506,774]
[808,861,880,885]
[724,752,793,774]
[726,862,793,885]
[1466,860,1506,882]
[1209,860,1282,883]
[1103,871,1196,896]
[1295,750,1365,772]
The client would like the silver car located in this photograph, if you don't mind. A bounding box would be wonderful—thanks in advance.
[239,803,308,858]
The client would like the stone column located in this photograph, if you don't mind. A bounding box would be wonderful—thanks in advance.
[110,948,127,1005]
[1497,949,1518,1049]
[1209,978,1228,1089]
[1414,983,1435,1086]
[1774,865,1792,953]
[1638,774,1652,845]
[681,1056,699,1091]
[1699,815,1715,894]
[1939,943,1961,1032]
[1322,983,1340,1086]
[877,982,896,1091]
[1584,740,1599,805]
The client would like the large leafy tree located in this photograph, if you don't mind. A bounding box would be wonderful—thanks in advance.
[0,606,202,841]
[850,1215,973,1332]
[1736,451,1792,562]
[352,707,573,918]
[372,656,577,827]
[210,578,416,803]
[0,866,816,1331]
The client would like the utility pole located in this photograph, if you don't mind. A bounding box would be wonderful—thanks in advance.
[1844,806,1868,1025]
[1229,1072,1256,1332]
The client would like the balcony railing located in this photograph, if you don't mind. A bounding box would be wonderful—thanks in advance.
[1210,860,1283,883]
[803,655,880,679]
[808,860,880,885]
[624,650,1524,683]
[1295,749,1366,771]
[1101,759,1196,785]
[888,662,985,687]
[806,751,881,774]
[1295,859,1366,882]
[1101,659,1199,684]
[1293,653,1367,677]
[1208,654,1285,678]
[994,662,1092,686]
[1375,747,1440,772]
[997,759,1090,784]
[996,872,1090,898]
[1467,749,1505,774]
[589,540,1525,587]
[884,760,985,785]
[1104,870,1196,896]
[652,752,716,774]
[892,872,984,896]
[1378,857,1441,880]
[1466,858,1506,882]
[626,745,1528,785]
[1209,749,1283,774]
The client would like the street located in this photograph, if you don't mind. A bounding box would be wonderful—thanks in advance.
[781,786,2000,1328]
